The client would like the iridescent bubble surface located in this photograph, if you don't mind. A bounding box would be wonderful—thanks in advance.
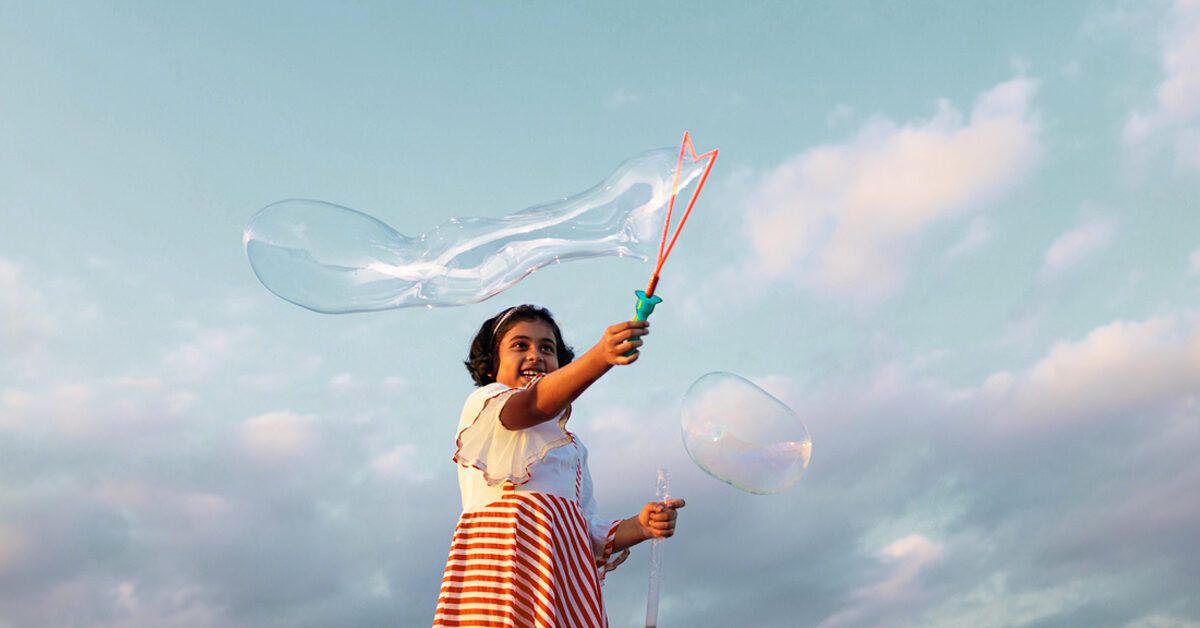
[243,148,708,313]
[681,372,812,494]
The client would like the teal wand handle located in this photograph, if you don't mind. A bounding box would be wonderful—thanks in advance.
[624,289,663,356]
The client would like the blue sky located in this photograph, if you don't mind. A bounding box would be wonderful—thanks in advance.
[2,1,1199,626]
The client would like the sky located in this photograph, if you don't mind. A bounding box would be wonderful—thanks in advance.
[1,1,1199,626]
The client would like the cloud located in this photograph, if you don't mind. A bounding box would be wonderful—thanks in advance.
[1126,613,1200,628]
[974,314,1200,431]
[944,216,994,260]
[917,573,1101,628]
[235,411,319,465]
[1123,0,1200,169]
[1190,249,1200,275]
[1038,219,1115,278]
[370,443,434,483]
[588,309,1200,626]
[0,524,32,577]
[0,377,194,440]
[379,376,408,394]
[0,368,458,627]
[328,372,357,392]
[160,324,257,383]
[746,77,1041,302]
[4,307,1200,626]
[603,87,641,109]
[826,104,856,128]
[819,534,946,628]
[4,260,1198,627]
[0,259,55,354]
[0,258,100,378]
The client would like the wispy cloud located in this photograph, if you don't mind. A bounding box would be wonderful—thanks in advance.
[603,87,641,109]
[945,216,994,260]
[745,77,1041,302]
[0,258,100,377]
[819,534,946,628]
[236,411,320,465]
[1123,0,1200,169]
[826,104,856,128]
[1038,219,1115,279]
[160,324,258,383]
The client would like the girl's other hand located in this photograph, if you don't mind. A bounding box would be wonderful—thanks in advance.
[597,320,650,365]
[638,498,685,540]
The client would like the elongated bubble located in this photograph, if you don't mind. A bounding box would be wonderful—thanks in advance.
[681,372,812,495]
[243,148,708,313]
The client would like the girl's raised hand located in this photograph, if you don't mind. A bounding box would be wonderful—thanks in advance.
[637,498,686,540]
[596,320,650,365]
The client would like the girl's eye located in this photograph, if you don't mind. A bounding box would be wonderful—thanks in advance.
[540,345,555,354]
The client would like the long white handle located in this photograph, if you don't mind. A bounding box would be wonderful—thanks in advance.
[645,468,670,628]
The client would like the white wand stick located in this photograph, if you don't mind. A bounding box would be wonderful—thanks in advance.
[645,467,670,628]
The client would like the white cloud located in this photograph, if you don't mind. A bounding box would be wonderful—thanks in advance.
[919,573,1100,628]
[874,534,945,596]
[379,376,408,394]
[0,378,196,439]
[977,314,1200,431]
[0,524,32,576]
[1038,219,1115,278]
[819,534,946,628]
[1123,0,1200,169]
[238,355,323,393]
[329,372,357,392]
[663,310,1200,627]
[945,216,994,260]
[370,444,433,482]
[1126,613,1200,628]
[235,411,319,464]
[161,326,256,383]
[0,259,54,354]
[826,104,856,128]
[603,87,641,109]
[746,77,1040,302]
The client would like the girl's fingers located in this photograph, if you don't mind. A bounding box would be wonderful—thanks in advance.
[607,320,649,334]
[628,326,651,338]
[611,328,649,344]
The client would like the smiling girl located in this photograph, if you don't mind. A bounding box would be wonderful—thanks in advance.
[433,304,686,627]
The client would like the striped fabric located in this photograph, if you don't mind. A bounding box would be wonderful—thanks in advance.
[433,490,614,627]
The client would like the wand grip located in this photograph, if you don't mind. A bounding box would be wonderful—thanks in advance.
[624,290,663,356]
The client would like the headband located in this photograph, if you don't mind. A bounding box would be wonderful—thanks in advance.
[491,307,520,341]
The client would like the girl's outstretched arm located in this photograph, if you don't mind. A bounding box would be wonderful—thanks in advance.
[500,319,649,430]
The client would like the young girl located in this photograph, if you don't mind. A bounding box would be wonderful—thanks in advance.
[433,304,686,628]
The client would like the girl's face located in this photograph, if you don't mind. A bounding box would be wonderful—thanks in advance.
[494,319,560,388]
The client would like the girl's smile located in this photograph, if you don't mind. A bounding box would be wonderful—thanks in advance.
[494,320,560,388]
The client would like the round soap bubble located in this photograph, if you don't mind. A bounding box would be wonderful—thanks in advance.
[243,147,709,314]
[681,372,812,494]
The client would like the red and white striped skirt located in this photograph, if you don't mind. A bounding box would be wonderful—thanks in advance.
[433,491,611,627]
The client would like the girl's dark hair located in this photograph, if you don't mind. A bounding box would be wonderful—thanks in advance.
[464,304,575,387]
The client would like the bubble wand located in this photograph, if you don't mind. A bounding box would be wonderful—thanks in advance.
[645,468,670,628]
[628,132,719,328]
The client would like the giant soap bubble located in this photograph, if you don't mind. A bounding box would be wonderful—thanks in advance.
[243,148,708,313]
[681,372,812,494]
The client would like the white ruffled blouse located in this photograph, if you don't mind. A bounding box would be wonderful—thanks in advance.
[453,381,622,565]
